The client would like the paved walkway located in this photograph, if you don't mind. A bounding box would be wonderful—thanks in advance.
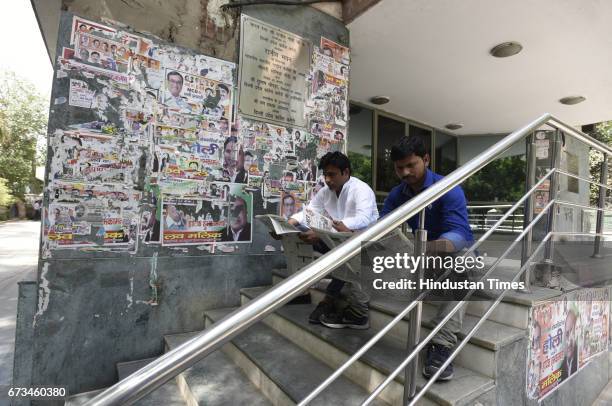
[594,378,612,405]
[0,220,39,397]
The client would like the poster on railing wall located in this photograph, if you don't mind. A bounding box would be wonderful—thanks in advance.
[526,288,609,401]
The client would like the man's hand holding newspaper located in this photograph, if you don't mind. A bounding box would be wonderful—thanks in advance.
[257,208,347,243]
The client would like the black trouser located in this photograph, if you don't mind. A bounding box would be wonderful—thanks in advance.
[313,240,369,317]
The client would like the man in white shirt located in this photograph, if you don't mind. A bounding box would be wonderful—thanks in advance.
[288,151,378,329]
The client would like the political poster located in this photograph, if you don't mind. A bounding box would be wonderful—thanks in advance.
[526,288,610,401]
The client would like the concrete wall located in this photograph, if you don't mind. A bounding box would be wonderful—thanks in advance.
[15,3,349,399]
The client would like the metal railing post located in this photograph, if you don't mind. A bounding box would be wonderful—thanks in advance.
[592,153,609,258]
[520,133,537,291]
[403,210,426,403]
[544,130,562,263]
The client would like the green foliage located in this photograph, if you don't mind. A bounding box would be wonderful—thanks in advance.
[589,122,612,205]
[0,177,15,207]
[0,71,48,198]
[348,151,372,186]
[462,155,526,202]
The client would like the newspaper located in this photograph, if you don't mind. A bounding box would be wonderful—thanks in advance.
[258,208,337,236]
[304,207,334,232]
[256,214,302,235]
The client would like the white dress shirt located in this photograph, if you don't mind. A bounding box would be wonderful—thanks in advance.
[292,177,378,231]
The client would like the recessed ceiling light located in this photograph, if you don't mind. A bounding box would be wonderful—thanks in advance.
[490,42,523,58]
[370,96,390,105]
[559,96,586,105]
[445,123,463,130]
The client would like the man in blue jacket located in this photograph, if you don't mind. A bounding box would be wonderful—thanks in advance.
[380,136,474,382]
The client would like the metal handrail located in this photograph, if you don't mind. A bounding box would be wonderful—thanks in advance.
[361,198,556,405]
[547,116,612,155]
[557,200,612,213]
[555,168,612,191]
[299,170,555,404]
[86,113,610,405]
[401,233,553,406]
[467,204,516,209]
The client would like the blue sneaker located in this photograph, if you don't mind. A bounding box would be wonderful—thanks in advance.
[423,344,454,381]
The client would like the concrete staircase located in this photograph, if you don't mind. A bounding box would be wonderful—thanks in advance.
[66,259,605,406]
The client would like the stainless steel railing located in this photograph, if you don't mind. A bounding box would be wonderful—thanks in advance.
[86,113,612,405]
[468,204,524,233]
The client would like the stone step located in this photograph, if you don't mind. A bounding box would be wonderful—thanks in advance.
[64,389,104,406]
[163,333,273,406]
[261,283,521,379]
[272,270,526,351]
[115,358,185,405]
[64,359,186,405]
[272,263,561,330]
[239,290,496,406]
[168,310,391,406]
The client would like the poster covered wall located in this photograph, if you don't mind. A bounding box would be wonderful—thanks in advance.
[526,288,610,401]
[44,13,350,255]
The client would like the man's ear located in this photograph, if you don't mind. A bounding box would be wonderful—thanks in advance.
[423,153,431,167]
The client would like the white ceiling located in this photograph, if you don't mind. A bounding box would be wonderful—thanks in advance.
[347,0,612,135]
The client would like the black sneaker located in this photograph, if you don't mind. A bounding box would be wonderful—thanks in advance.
[422,344,454,381]
[308,300,333,324]
[288,292,312,305]
[320,308,369,330]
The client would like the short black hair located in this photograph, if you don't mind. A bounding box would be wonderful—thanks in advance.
[224,135,237,149]
[390,136,428,161]
[218,84,229,93]
[167,71,183,83]
[245,151,254,158]
[318,151,351,174]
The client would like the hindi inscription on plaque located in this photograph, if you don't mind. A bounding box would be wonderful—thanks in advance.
[238,15,311,128]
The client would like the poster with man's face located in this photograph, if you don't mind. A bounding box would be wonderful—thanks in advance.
[320,37,350,65]
[279,191,302,220]
[74,31,131,72]
[160,183,252,245]
[526,289,610,401]
[161,68,233,123]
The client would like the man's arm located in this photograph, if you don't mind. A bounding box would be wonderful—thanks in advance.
[429,187,472,254]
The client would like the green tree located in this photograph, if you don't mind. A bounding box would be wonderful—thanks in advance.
[0,71,48,198]
[348,151,372,186]
[462,155,526,202]
[587,122,612,205]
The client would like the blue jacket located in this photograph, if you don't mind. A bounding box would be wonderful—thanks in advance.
[380,169,473,250]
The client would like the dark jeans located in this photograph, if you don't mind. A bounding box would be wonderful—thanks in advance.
[313,240,369,318]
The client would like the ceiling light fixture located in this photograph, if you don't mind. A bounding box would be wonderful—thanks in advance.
[445,123,463,131]
[370,96,390,105]
[490,42,523,58]
[559,96,586,105]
